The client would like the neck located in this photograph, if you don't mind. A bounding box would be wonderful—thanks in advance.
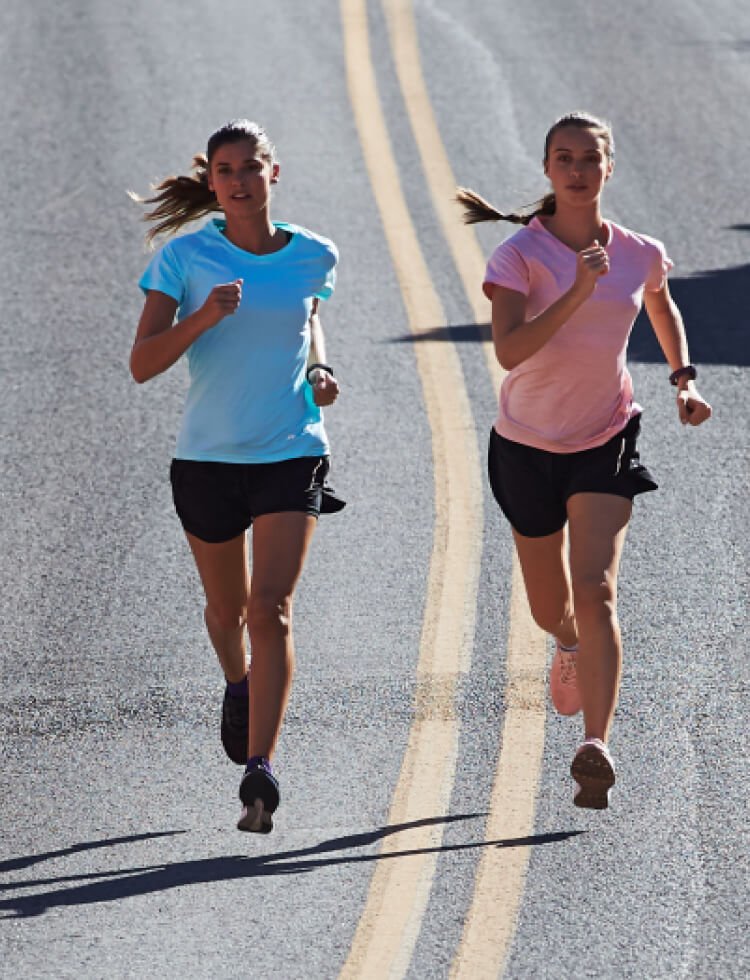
[222,212,286,255]
[543,202,607,251]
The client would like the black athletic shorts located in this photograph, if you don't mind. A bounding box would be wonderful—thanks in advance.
[487,414,658,538]
[170,455,330,543]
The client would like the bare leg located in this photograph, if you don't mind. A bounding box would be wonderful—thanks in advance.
[247,511,317,761]
[511,526,578,648]
[567,493,632,743]
[186,531,250,684]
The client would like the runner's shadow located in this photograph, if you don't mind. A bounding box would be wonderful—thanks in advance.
[0,831,186,874]
[629,263,750,366]
[0,816,583,918]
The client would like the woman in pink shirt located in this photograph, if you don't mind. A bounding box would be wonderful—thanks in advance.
[457,111,711,809]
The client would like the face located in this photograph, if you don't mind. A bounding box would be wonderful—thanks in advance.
[207,139,279,217]
[543,127,613,207]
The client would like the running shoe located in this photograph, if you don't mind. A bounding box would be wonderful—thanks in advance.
[571,738,616,810]
[549,641,582,715]
[237,759,280,834]
[221,688,249,765]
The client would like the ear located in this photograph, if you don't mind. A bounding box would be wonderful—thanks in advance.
[542,158,549,177]
[605,158,615,181]
[270,163,280,185]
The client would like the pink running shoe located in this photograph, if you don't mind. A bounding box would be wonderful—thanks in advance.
[549,642,581,715]
[571,738,616,810]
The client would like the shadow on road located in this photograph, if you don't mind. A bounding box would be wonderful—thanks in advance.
[0,815,584,918]
[0,831,186,875]
[389,262,750,367]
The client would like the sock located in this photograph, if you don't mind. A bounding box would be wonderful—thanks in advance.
[246,755,272,774]
[559,640,578,653]
[225,674,249,698]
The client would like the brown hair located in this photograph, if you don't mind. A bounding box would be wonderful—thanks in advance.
[456,111,614,226]
[130,119,276,244]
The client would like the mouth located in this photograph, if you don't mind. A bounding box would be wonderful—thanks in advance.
[567,185,588,192]
[230,192,251,200]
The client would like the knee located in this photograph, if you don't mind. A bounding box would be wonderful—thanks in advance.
[572,576,617,622]
[205,599,249,633]
[247,592,293,636]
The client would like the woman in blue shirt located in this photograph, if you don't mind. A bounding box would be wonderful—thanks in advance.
[131,119,340,833]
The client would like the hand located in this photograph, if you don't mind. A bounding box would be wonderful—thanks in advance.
[309,368,340,407]
[200,279,243,327]
[573,240,609,296]
[677,385,712,426]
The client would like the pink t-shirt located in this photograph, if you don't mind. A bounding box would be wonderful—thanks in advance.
[484,217,672,452]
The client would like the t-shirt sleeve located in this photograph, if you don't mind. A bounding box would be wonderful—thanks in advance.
[138,241,186,303]
[483,242,530,299]
[644,238,674,292]
[314,241,339,301]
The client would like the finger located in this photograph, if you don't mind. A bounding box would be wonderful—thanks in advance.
[677,393,689,425]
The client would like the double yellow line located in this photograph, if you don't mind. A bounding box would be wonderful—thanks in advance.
[339,2,547,976]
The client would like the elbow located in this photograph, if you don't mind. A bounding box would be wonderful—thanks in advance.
[495,344,520,372]
[129,353,151,384]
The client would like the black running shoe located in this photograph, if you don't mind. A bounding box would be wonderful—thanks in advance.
[221,689,249,765]
[237,760,280,834]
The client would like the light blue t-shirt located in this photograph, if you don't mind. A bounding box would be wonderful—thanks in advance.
[139,219,337,463]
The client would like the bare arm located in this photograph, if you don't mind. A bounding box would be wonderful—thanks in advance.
[489,241,609,370]
[307,297,340,407]
[643,281,712,425]
[130,280,243,384]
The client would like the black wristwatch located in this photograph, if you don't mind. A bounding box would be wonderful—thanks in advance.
[307,362,334,382]
[669,365,697,387]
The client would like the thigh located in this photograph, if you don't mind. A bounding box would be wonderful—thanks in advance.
[171,460,252,543]
[186,531,251,612]
[249,456,329,521]
[567,493,632,594]
[250,512,318,601]
[487,429,567,538]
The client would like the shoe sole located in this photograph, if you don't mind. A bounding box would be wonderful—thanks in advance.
[237,767,280,833]
[551,696,582,717]
[571,744,616,810]
[237,799,273,834]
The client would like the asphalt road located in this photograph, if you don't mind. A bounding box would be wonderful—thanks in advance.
[1,1,747,978]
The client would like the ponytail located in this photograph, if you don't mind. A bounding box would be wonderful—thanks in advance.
[455,186,556,226]
[129,153,219,245]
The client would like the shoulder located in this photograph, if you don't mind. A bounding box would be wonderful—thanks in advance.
[279,222,338,264]
[149,222,214,265]
[490,222,537,256]
[608,221,669,257]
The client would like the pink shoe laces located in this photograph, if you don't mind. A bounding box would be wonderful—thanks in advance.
[559,649,577,686]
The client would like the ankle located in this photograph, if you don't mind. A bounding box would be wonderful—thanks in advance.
[246,755,273,774]
[225,674,249,698]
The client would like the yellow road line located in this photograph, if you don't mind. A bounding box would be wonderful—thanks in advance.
[380,0,501,390]
[339,1,483,976]
[380,2,548,975]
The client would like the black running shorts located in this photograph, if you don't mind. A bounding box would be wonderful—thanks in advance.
[170,455,330,543]
[487,414,658,538]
